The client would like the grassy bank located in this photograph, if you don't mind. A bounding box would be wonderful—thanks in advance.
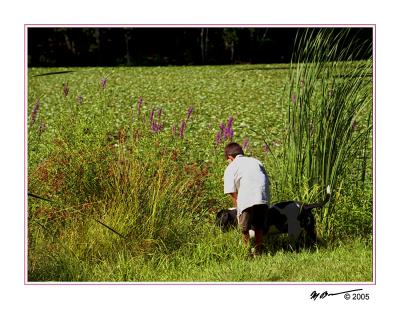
[27,56,373,281]
[29,221,372,282]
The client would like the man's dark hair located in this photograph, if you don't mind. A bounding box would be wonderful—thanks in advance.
[224,142,244,159]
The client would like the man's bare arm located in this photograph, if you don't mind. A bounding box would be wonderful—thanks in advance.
[229,192,238,207]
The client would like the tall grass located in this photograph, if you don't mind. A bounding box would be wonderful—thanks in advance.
[279,28,373,236]
[28,92,212,281]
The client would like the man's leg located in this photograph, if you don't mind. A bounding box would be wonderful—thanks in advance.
[252,204,267,254]
[238,210,251,249]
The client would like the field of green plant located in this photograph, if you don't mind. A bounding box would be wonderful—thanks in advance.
[27,30,373,282]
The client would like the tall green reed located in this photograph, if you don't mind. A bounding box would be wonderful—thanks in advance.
[280,28,373,235]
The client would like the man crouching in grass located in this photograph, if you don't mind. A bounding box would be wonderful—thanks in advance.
[223,142,270,257]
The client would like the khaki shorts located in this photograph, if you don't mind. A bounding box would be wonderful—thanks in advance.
[238,204,267,232]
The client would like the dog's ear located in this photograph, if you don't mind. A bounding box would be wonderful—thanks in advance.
[221,212,229,224]
[216,210,224,221]
[220,212,231,231]
[215,210,227,227]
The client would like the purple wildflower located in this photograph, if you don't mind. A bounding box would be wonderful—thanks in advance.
[215,116,235,145]
[263,143,271,154]
[224,116,234,140]
[157,108,163,121]
[179,121,186,138]
[291,94,297,104]
[219,122,225,133]
[151,122,163,133]
[172,125,177,136]
[186,106,194,121]
[227,116,234,129]
[150,108,155,124]
[215,131,223,145]
[101,78,107,90]
[226,128,234,140]
[30,99,40,124]
[242,138,249,151]
[63,83,69,97]
[137,96,143,115]
[148,107,164,134]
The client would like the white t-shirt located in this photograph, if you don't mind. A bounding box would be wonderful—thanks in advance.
[223,155,270,216]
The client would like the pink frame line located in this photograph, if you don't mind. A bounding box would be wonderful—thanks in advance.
[24,24,376,286]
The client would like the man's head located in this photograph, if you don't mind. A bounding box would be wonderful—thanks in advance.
[224,142,244,162]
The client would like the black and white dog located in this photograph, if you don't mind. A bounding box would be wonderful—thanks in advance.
[215,186,331,250]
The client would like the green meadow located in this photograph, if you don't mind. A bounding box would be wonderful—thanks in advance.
[27,29,373,283]
[27,61,373,282]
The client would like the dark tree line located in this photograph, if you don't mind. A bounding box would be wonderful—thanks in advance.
[28,27,372,67]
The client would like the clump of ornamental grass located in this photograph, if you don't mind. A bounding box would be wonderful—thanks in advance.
[279,28,373,236]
